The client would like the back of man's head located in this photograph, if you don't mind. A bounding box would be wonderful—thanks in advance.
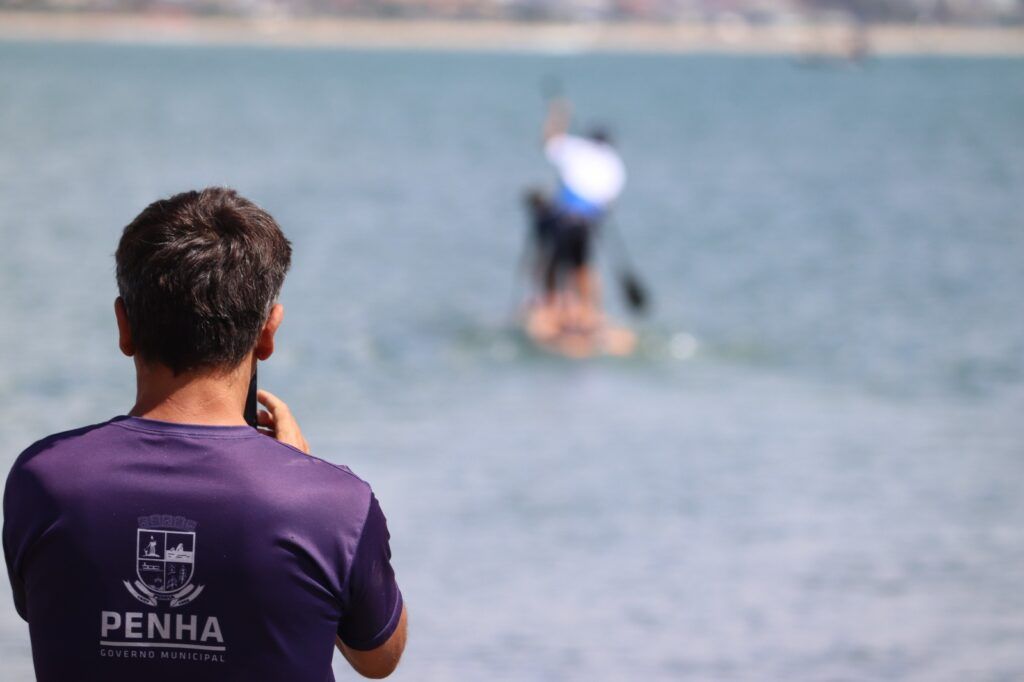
[115,187,292,375]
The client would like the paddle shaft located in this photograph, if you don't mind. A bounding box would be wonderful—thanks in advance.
[600,216,649,314]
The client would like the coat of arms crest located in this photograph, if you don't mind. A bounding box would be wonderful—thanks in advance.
[124,515,205,608]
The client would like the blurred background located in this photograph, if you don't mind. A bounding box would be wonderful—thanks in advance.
[3,0,1024,24]
[1,2,1023,680]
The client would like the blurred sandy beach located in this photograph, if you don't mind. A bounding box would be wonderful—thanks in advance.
[2,11,1024,55]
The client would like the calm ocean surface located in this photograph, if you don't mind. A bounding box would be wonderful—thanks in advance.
[1,42,1023,680]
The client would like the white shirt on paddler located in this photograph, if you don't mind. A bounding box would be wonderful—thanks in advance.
[545,134,626,213]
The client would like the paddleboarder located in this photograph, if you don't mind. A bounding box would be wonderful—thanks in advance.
[531,96,626,333]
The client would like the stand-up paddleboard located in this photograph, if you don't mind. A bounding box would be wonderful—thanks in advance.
[523,304,636,358]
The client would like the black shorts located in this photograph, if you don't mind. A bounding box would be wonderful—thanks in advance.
[551,216,592,269]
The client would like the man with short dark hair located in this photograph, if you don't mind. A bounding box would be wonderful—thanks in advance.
[3,188,407,681]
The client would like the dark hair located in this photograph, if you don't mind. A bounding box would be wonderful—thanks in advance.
[588,126,612,145]
[115,187,292,375]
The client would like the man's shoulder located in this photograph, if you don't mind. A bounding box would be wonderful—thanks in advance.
[10,419,119,472]
[233,437,375,523]
[242,449,375,543]
[8,418,369,498]
[256,438,369,493]
[4,419,124,511]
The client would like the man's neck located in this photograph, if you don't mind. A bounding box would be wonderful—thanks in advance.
[129,358,253,426]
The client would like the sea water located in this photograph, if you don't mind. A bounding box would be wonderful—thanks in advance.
[0,42,1022,680]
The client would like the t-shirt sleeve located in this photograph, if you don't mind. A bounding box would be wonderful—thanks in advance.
[3,459,42,622]
[2,524,28,622]
[337,493,403,651]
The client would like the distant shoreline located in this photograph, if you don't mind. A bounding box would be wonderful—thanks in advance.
[2,12,1024,56]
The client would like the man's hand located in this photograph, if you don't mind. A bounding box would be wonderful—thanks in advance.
[256,389,310,453]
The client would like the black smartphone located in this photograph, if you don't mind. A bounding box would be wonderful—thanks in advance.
[244,365,258,427]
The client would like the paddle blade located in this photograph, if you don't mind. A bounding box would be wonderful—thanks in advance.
[619,271,649,314]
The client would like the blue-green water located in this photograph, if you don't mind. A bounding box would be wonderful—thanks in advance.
[1,42,1023,680]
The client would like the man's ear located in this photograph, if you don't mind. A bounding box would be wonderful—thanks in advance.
[255,303,284,362]
[114,297,135,357]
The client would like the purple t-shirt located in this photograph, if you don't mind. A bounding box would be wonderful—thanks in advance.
[3,416,403,682]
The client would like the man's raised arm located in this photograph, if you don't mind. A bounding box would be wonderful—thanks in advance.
[543,97,571,144]
[334,491,406,678]
[258,389,407,678]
